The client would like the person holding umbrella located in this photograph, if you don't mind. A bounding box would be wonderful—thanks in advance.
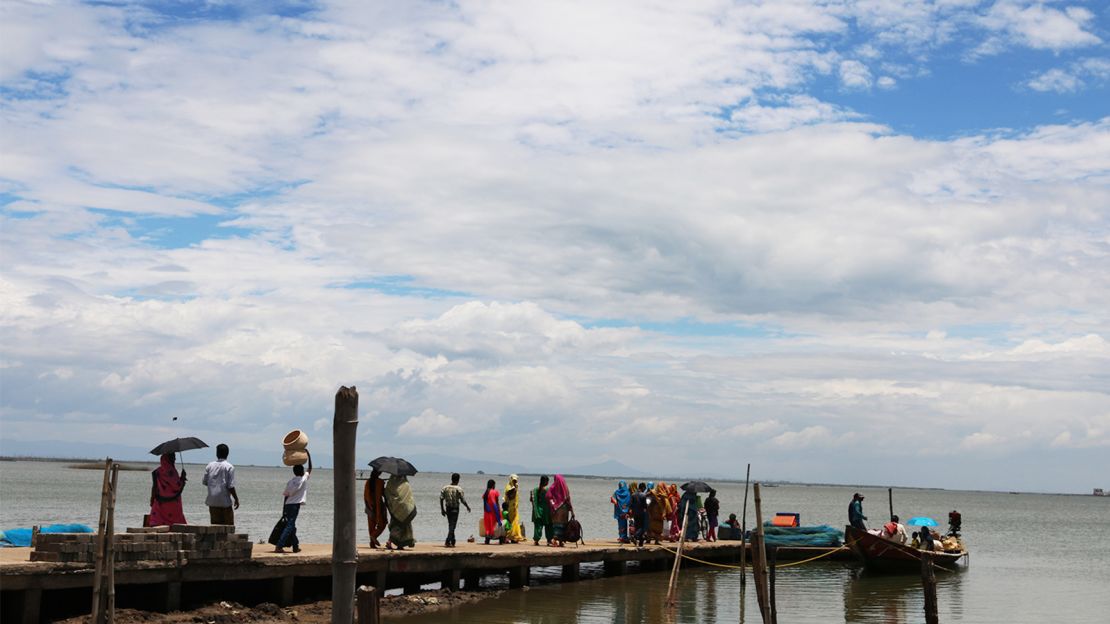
[147,436,208,527]
[368,457,419,550]
[149,453,187,526]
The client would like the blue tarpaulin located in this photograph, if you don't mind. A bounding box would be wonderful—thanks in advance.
[759,523,843,547]
[0,524,94,547]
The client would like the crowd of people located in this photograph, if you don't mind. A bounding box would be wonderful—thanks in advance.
[147,448,733,553]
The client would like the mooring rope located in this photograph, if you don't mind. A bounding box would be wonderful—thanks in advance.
[656,537,861,570]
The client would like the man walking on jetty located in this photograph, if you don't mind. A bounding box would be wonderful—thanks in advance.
[275,450,311,553]
[440,473,471,547]
[629,482,649,547]
[849,492,867,530]
[203,444,239,525]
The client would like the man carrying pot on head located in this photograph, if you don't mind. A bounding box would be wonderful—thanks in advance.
[275,450,312,553]
[203,444,240,525]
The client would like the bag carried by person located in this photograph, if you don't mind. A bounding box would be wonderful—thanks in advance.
[268,515,288,546]
[563,513,584,546]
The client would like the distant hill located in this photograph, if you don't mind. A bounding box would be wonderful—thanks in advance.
[403,453,528,476]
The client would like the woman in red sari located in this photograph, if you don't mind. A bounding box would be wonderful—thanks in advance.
[363,468,388,548]
[666,483,682,541]
[481,479,502,545]
[149,453,187,526]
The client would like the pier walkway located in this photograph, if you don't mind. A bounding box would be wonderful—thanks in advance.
[1,540,851,622]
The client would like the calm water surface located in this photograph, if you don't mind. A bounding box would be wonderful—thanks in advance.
[2,461,1107,622]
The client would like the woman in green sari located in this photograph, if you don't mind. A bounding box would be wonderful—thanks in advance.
[385,475,417,550]
[530,475,552,546]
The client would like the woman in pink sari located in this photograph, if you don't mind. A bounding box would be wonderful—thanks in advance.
[149,453,187,526]
[546,474,573,546]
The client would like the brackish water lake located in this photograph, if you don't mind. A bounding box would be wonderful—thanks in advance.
[1,460,1107,622]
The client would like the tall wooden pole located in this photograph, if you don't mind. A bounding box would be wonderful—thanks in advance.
[666,497,692,605]
[106,463,120,623]
[888,487,894,521]
[90,458,112,624]
[751,483,772,624]
[740,463,751,588]
[332,386,360,624]
[921,552,939,624]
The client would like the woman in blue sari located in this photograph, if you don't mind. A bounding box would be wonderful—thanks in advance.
[679,488,700,541]
[610,480,631,543]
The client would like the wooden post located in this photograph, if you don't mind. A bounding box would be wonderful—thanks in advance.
[888,487,894,521]
[739,463,750,590]
[768,546,778,624]
[332,386,360,624]
[739,463,751,623]
[751,483,772,624]
[90,458,112,624]
[106,463,120,622]
[921,552,939,624]
[356,585,380,624]
[666,497,692,605]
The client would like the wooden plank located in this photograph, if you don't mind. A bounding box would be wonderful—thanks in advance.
[90,458,112,624]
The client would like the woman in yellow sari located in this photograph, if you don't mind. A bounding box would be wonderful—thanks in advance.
[649,482,670,543]
[504,474,526,542]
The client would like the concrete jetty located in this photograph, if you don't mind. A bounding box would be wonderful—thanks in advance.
[1,539,852,622]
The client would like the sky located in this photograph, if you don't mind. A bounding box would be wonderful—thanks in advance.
[1,1,1108,494]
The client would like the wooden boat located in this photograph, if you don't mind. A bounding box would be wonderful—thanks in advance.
[844,525,967,572]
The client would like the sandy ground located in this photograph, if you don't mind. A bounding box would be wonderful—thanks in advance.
[53,590,503,624]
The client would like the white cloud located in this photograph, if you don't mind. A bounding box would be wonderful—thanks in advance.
[839,60,873,90]
[397,408,464,437]
[980,1,1101,51]
[1027,58,1110,93]
[770,425,838,449]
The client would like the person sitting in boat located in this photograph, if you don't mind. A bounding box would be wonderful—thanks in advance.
[910,530,921,549]
[880,515,908,544]
[724,513,741,529]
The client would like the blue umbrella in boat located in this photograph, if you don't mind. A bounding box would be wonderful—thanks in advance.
[906,516,938,527]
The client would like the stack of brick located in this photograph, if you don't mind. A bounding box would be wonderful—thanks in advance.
[29,525,252,564]
[169,524,253,560]
[29,531,192,564]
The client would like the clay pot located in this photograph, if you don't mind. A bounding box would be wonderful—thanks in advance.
[283,429,308,451]
[282,449,308,466]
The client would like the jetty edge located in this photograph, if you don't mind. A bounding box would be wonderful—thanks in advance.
[0,536,851,622]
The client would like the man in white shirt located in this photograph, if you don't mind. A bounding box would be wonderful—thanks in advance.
[275,450,312,553]
[881,514,909,544]
[202,444,240,525]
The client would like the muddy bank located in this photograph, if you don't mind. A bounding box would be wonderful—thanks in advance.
[55,589,504,623]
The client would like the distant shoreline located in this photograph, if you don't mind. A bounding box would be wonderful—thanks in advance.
[1,455,1098,497]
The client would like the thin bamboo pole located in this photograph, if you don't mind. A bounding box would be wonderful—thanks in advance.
[332,386,360,624]
[106,463,120,623]
[90,458,112,624]
[888,487,894,521]
[665,498,692,606]
[739,463,751,588]
[738,463,751,623]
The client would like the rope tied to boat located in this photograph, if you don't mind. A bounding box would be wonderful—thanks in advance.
[656,537,860,570]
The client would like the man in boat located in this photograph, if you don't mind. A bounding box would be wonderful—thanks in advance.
[948,509,962,537]
[848,493,868,530]
[880,514,908,544]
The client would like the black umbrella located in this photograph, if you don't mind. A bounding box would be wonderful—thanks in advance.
[150,437,209,456]
[681,480,713,493]
[368,456,418,476]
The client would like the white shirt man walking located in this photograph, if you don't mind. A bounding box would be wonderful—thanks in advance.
[202,444,240,525]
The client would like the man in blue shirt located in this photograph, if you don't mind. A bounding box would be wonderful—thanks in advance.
[848,492,867,530]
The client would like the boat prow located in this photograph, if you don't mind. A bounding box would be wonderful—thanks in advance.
[844,525,967,573]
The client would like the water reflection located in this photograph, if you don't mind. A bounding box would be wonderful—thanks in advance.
[842,567,966,624]
[399,562,971,624]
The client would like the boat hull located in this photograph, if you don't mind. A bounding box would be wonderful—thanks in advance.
[844,526,966,572]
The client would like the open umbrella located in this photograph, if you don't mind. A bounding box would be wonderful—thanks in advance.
[150,437,208,456]
[681,480,713,493]
[369,456,418,476]
[906,516,938,527]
